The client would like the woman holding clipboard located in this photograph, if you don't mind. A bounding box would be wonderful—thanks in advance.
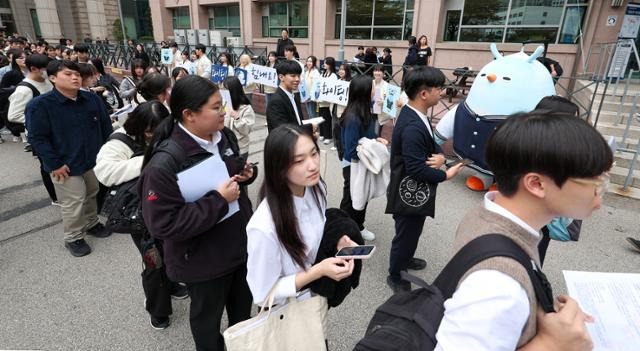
[139,75,256,351]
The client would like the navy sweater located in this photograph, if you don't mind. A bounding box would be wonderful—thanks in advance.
[341,111,377,163]
[390,105,446,184]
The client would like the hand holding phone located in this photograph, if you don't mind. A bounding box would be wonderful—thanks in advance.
[335,245,376,260]
[447,158,474,168]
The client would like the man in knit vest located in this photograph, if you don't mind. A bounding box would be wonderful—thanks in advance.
[434,111,612,351]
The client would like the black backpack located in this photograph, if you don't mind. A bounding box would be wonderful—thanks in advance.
[1,81,40,134]
[354,234,555,351]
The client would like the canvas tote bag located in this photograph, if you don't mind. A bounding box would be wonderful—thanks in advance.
[223,283,328,351]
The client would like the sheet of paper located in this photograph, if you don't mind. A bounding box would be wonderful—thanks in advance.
[302,117,325,125]
[372,88,382,114]
[176,155,239,223]
[110,104,134,120]
[563,270,640,351]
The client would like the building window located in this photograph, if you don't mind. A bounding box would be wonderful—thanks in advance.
[445,0,587,44]
[30,9,41,38]
[172,6,190,29]
[261,1,308,38]
[335,0,414,40]
[209,5,241,37]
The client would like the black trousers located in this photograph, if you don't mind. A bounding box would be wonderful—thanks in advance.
[186,265,253,351]
[130,231,175,319]
[389,214,426,280]
[340,166,367,230]
[319,106,333,140]
[538,226,551,267]
[38,157,57,202]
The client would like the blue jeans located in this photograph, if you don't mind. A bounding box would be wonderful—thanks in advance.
[305,101,317,119]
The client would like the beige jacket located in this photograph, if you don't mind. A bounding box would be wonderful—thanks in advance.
[224,104,255,155]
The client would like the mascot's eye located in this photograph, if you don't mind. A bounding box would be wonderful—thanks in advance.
[503,77,511,81]
[480,73,486,77]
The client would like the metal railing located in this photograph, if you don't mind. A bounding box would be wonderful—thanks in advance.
[616,91,640,192]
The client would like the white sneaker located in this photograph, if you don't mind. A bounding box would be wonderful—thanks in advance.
[330,146,337,151]
[12,136,20,142]
[51,201,61,207]
[319,136,325,141]
[361,228,376,241]
[323,139,332,145]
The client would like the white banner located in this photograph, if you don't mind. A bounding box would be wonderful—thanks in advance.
[247,64,278,87]
[310,77,350,106]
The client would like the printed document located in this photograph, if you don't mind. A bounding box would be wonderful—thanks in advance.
[563,270,640,351]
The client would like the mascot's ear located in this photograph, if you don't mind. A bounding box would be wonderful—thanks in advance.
[527,46,545,63]
[490,43,502,60]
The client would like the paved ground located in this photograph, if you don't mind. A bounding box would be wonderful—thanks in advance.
[1,115,639,350]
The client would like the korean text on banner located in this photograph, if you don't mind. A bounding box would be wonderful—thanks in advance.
[247,64,278,88]
[383,85,402,116]
[211,64,229,83]
[313,77,350,106]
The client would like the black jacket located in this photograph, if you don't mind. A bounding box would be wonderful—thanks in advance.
[276,38,295,58]
[403,45,419,66]
[266,87,313,134]
[309,208,364,307]
[139,125,256,283]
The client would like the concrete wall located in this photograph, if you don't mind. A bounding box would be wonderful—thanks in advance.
[9,0,36,40]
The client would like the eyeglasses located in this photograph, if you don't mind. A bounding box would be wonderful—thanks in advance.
[569,173,610,198]
[212,101,227,114]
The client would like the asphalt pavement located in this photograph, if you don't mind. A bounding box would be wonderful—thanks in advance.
[1,115,639,350]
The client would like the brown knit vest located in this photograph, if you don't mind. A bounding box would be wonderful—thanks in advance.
[449,205,542,347]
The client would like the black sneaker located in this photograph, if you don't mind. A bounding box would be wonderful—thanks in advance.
[150,316,170,330]
[23,143,32,152]
[65,239,92,257]
[407,257,427,271]
[386,275,411,293]
[626,237,640,253]
[171,284,189,300]
[86,223,112,238]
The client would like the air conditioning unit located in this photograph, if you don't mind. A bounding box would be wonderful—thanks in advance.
[227,37,243,47]
[173,29,186,44]
[186,29,198,45]
[197,30,210,46]
[210,30,232,47]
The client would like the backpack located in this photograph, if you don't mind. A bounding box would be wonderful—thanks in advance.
[353,234,555,351]
[1,81,39,133]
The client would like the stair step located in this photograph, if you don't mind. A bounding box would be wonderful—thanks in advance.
[597,121,640,140]
[613,151,640,170]
[610,165,640,188]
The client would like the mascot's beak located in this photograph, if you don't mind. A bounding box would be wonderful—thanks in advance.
[487,73,497,83]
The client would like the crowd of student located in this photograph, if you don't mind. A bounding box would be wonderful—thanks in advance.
[0,31,616,351]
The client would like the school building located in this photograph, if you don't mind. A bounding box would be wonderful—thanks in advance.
[149,0,638,75]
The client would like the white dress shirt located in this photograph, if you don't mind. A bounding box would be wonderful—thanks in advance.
[178,122,221,154]
[195,55,212,78]
[406,103,434,138]
[246,186,326,305]
[434,191,540,351]
[280,86,302,126]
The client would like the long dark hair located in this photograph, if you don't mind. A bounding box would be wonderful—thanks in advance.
[340,75,374,129]
[223,76,250,111]
[91,57,107,75]
[10,49,24,71]
[123,101,170,148]
[323,56,335,77]
[130,58,148,80]
[258,125,326,269]
[134,72,171,104]
[142,75,219,168]
[339,64,352,81]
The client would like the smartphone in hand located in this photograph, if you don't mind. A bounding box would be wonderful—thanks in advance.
[335,245,376,260]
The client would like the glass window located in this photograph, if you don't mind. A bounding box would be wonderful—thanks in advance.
[209,5,240,36]
[30,9,41,38]
[0,0,10,8]
[172,7,190,29]
[505,27,558,43]
[450,0,587,44]
[443,10,460,42]
[263,1,308,38]
[462,0,509,26]
[558,6,586,44]
[508,0,563,26]
[459,28,504,42]
[341,0,414,40]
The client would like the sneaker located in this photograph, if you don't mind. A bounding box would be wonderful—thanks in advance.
[171,284,189,300]
[319,136,325,141]
[330,146,337,151]
[12,136,20,142]
[150,315,171,330]
[323,139,332,145]
[86,223,112,238]
[23,143,32,152]
[51,201,61,207]
[360,228,376,241]
[0,127,10,135]
[65,239,92,257]
[626,237,640,253]
[407,257,427,271]
[386,275,410,293]
[0,136,4,144]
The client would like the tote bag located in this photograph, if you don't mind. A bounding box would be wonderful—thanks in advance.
[223,284,328,351]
